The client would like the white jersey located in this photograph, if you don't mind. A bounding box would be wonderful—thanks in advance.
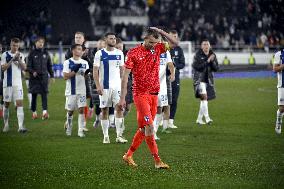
[1,51,25,88]
[93,48,124,89]
[63,58,89,96]
[159,51,172,92]
[274,50,284,88]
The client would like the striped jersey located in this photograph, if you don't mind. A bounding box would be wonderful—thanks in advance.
[63,58,89,96]
[93,48,124,89]
[274,50,284,88]
[159,51,172,91]
[1,51,25,88]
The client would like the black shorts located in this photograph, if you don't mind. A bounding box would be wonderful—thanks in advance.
[166,77,172,105]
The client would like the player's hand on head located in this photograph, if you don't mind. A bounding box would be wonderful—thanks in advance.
[150,27,161,33]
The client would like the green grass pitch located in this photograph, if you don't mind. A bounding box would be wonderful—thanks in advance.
[0,78,283,189]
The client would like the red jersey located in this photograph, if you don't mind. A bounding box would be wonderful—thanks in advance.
[125,43,167,96]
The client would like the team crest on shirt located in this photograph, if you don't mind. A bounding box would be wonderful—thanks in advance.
[150,49,155,54]
[43,54,46,59]
[116,55,120,60]
[175,51,178,56]
[144,116,150,123]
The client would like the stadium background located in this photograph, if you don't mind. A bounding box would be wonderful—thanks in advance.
[0,0,283,188]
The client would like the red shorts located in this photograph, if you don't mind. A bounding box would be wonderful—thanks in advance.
[134,94,158,128]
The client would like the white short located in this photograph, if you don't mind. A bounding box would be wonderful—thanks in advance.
[99,88,120,108]
[198,82,207,95]
[158,92,168,107]
[3,86,23,102]
[65,94,87,111]
[278,88,284,105]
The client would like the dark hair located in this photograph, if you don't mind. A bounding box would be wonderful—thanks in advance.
[104,32,116,38]
[35,36,45,43]
[116,37,123,44]
[169,29,178,34]
[11,38,20,43]
[98,37,105,42]
[71,44,82,50]
[144,28,160,39]
[75,31,85,37]
[201,39,210,43]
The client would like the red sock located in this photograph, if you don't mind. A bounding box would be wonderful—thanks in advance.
[84,106,88,119]
[145,135,161,162]
[126,129,145,157]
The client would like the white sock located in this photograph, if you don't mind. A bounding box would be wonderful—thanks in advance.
[276,109,283,126]
[3,106,9,126]
[17,107,24,129]
[43,110,47,114]
[197,101,204,120]
[121,118,125,135]
[78,114,84,132]
[95,114,100,121]
[101,119,109,137]
[109,114,115,125]
[28,93,32,108]
[169,119,174,125]
[154,114,162,133]
[115,117,123,137]
[67,113,73,128]
[202,100,210,121]
[163,119,169,130]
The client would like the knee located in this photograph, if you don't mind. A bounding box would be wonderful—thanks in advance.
[68,111,74,116]
[16,101,23,107]
[4,102,9,108]
[279,106,284,113]
[200,94,207,100]
[78,108,84,114]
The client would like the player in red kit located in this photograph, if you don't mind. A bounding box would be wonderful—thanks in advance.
[118,27,178,169]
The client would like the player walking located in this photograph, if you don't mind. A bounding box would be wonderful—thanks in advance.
[119,27,178,169]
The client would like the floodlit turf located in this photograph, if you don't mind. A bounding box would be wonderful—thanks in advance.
[0,78,283,189]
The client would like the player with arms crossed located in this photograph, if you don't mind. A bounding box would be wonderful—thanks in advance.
[63,44,89,137]
[118,27,178,169]
[1,38,27,133]
[273,49,284,134]
[93,33,127,144]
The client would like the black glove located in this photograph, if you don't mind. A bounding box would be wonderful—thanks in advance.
[85,69,90,75]
[71,64,81,73]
